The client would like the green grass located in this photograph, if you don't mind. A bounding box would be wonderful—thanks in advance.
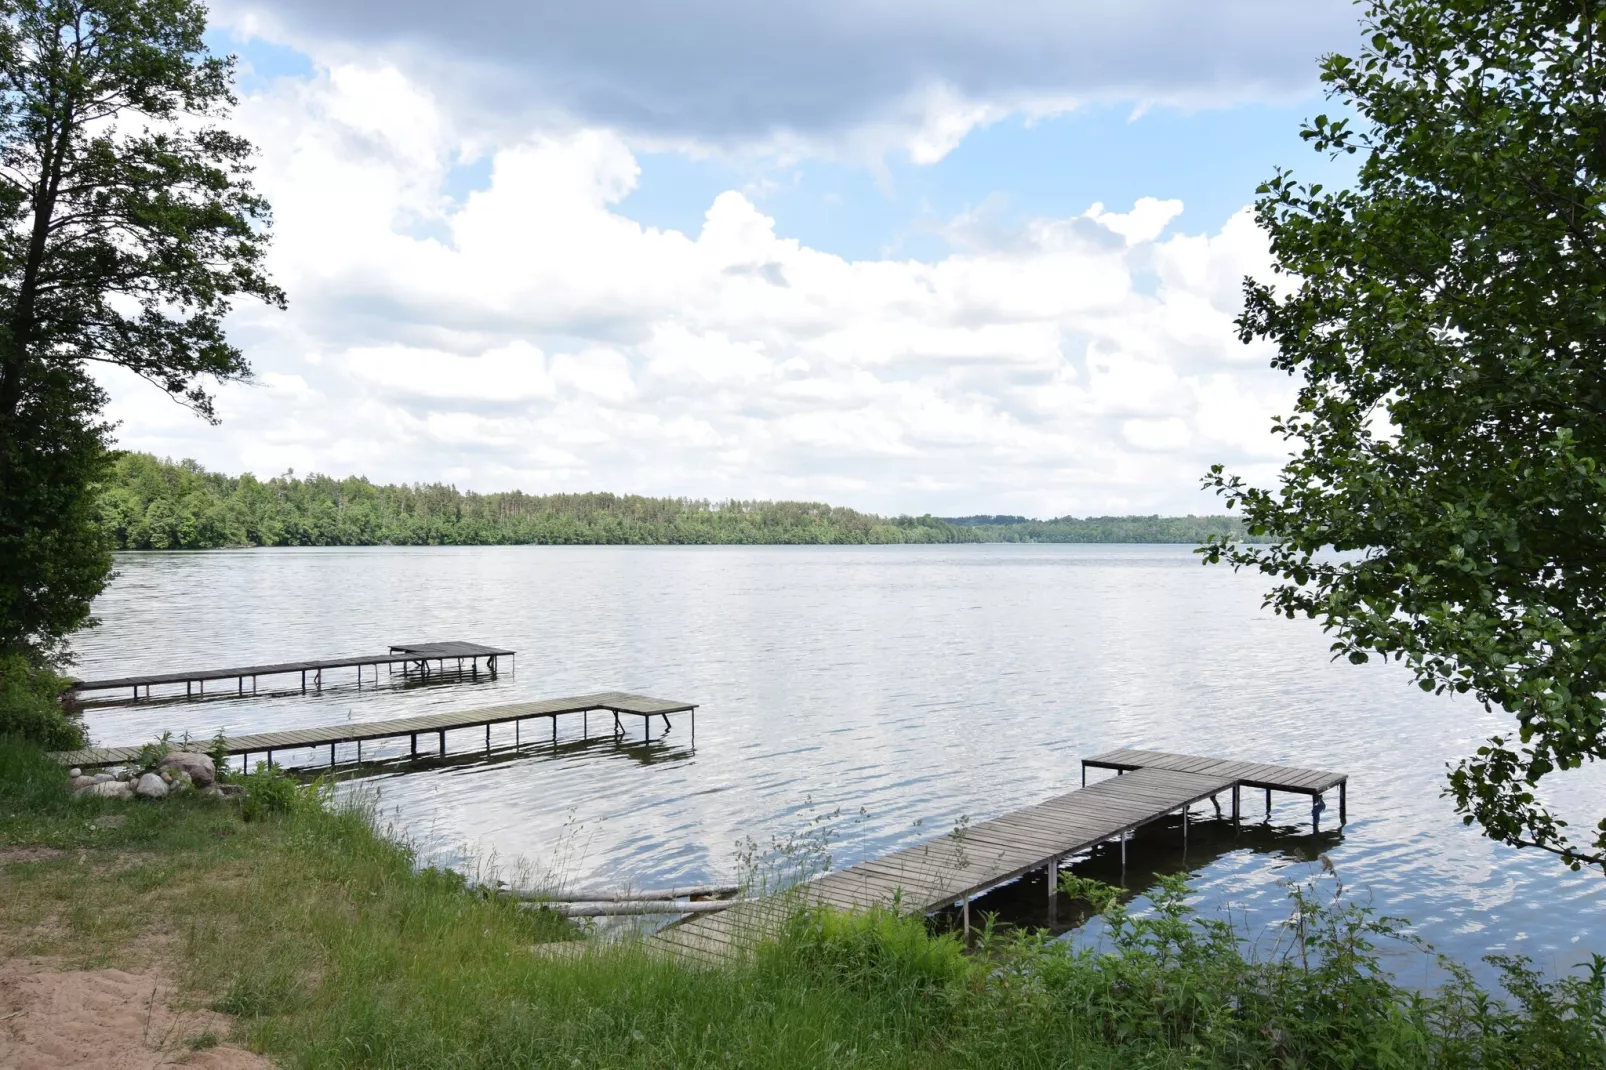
[2,736,1603,1068]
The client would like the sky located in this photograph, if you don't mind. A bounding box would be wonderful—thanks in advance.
[101,0,1368,518]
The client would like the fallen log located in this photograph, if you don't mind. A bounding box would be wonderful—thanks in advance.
[504,884,740,903]
[521,900,738,917]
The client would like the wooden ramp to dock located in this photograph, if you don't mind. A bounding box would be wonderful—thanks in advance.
[67,640,515,701]
[652,750,1348,964]
[53,690,697,770]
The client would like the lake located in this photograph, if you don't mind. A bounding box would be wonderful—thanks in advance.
[72,543,1606,984]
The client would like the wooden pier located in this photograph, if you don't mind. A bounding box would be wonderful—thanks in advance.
[652,749,1347,963]
[53,690,696,770]
[66,641,515,701]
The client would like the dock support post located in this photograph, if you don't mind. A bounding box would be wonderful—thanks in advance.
[187,681,192,698]
[552,718,557,745]
[1339,781,1347,825]
[266,749,272,768]
[1232,785,1240,825]
[439,730,446,755]
[515,721,519,748]
[356,741,361,764]
[962,896,970,940]
[238,677,242,695]
[1047,857,1058,920]
[330,743,335,768]
[1266,789,1272,818]
[486,724,491,756]
[583,712,587,738]
[1120,830,1127,872]
[410,734,417,759]
[1182,806,1188,850]
[691,708,695,748]
[1081,765,1086,787]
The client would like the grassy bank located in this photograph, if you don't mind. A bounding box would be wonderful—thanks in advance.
[2,738,1603,1068]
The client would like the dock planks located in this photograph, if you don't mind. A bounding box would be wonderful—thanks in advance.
[52,690,697,768]
[650,766,1235,962]
[652,749,1352,963]
[1082,748,1347,795]
[68,640,516,698]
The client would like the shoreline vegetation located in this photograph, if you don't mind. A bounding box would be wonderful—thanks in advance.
[2,736,1602,1067]
[98,453,1252,550]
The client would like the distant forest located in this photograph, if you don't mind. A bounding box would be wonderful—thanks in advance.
[97,453,1252,549]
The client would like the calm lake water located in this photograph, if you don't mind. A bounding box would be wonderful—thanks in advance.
[74,544,1606,983]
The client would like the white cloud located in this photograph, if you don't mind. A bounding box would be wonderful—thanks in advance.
[213,0,1360,163]
[99,61,1297,517]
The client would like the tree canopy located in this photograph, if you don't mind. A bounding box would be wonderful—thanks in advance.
[1206,0,1606,868]
[0,0,278,665]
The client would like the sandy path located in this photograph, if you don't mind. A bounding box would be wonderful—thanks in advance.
[0,962,271,1069]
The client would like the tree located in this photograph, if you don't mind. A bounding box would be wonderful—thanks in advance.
[1205,0,1606,869]
[0,0,280,662]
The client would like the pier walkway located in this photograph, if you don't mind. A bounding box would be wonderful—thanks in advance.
[53,690,696,770]
[652,750,1347,963]
[67,641,515,701]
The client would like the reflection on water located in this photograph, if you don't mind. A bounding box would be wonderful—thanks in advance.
[74,544,1606,984]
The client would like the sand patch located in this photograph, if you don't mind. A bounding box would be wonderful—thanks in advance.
[0,848,65,866]
[0,961,270,1068]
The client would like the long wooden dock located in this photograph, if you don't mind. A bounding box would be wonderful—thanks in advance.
[53,690,696,770]
[651,749,1348,963]
[67,641,515,701]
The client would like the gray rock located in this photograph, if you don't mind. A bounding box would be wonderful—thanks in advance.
[156,751,216,789]
[199,786,225,799]
[135,772,168,800]
[216,783,243,797]
[80,780,133,800]
[68,775,96,793]
[67,767,81,778]
[93,772,115,784]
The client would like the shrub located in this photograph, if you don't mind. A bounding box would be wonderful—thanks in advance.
[0,652,84,749]
[240,764,317,822]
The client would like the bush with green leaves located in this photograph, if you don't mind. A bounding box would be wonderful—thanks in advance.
[239,764,319,822]
[0,652,83,750]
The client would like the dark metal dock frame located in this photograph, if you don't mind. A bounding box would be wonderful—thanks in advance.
[65,641,516,701]
[52,690,697,771]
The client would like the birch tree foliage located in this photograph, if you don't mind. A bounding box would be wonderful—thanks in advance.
[1205,0,1606,869]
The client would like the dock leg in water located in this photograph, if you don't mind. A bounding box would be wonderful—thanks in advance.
[1232,785,1240,826]
[1266,789,1272,819]
[1182,807,1188,853]
[1339,781,1347,825]
[329,744,335,768]
[439,730,446,756]
[410,734,417,759]
[962,896,970,940]
[1047,858,1058,924]
[486,724,491,755]
[1312,794,1323,833]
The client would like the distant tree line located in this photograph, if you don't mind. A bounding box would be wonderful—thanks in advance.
[98,454,1251,548]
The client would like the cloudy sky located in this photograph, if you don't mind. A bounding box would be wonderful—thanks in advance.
[103,0,1365,517]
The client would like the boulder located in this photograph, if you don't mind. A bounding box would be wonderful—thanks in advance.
[67,775,96,793]
[67,767,81,778]
[92,772,115,784]
[156,751,216,789]
[135,772,168,800]
[78,780,133,800]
